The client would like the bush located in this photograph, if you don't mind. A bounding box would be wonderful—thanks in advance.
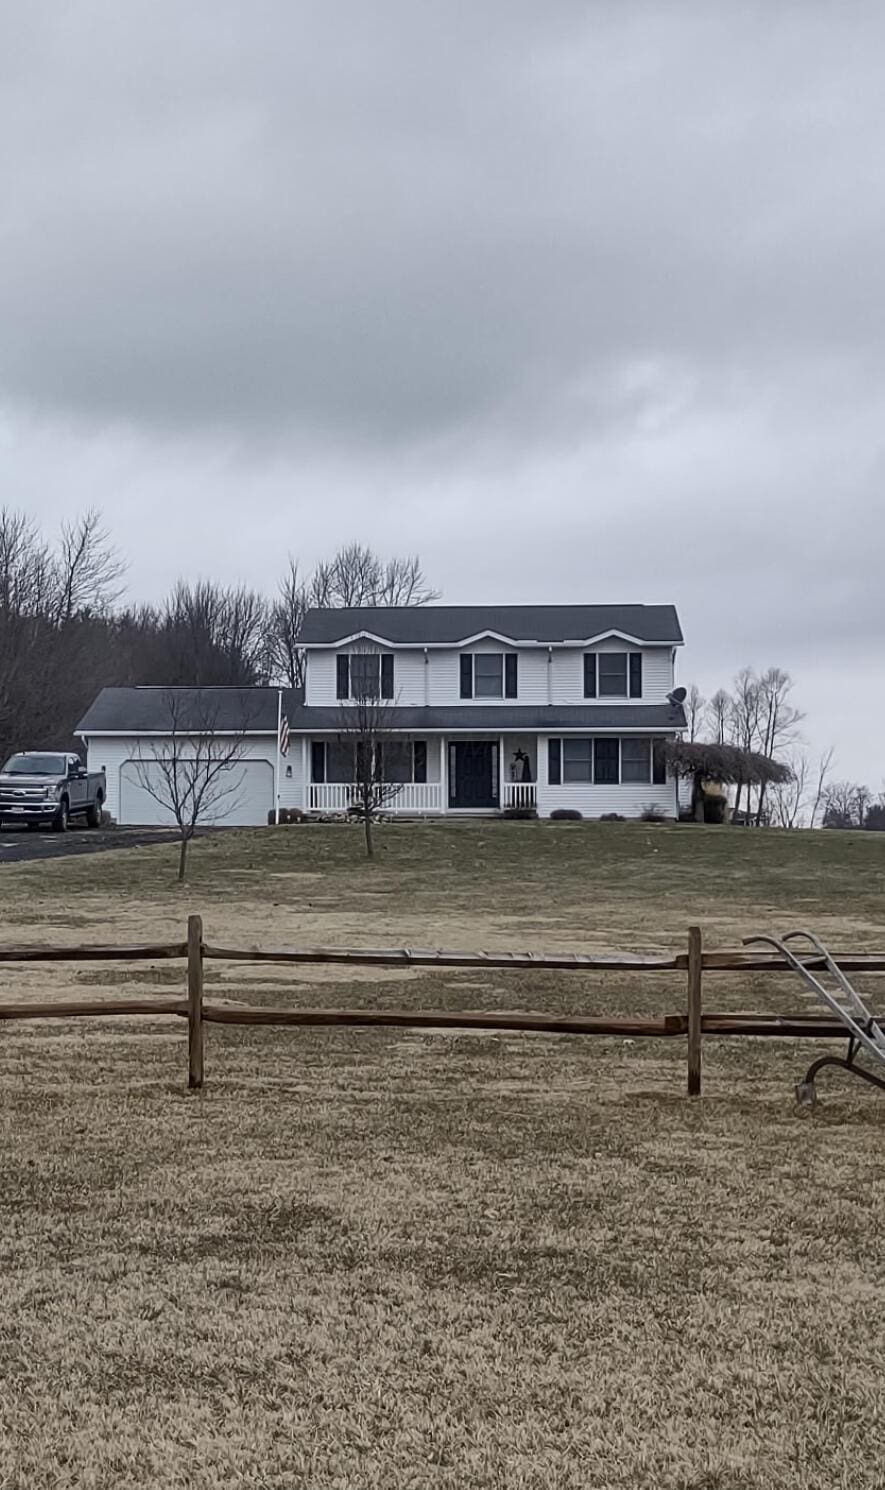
[640,804,669,823]
[600,812,626,822]
[267,807,309,826]
[501,805,538,820]
[550,808,583,821]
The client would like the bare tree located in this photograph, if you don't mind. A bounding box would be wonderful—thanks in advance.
[309,543,440,609]
[131,691,254,880]
[335,655,408,858]
[822,780,871,830]
[265,558,308,688]
[685,683,705,743]
[808,745,836,829]
[706,689,731,745]
[754,668,804,825]
[769,752,809,828]
[55,510,126,622]
[160,580,269,685]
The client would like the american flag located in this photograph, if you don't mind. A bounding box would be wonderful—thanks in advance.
[278,714,290,758]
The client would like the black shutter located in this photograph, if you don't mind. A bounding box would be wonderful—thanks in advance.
[548,738,562,785]
[583,654,597,698]
[594,738,620,784]
[310,741,326,783]
[504,654,518,698]
[413,741,427,784]
[629,653,643,698]
[460,655,473,698]
[336,655,349,699]
[652,739,667,785]
[381,654,394,699]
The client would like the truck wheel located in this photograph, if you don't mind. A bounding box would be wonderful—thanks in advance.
[53,798,69,833]
[85,794,103,829]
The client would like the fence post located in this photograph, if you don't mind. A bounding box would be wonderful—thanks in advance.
[687,925,702,1096]
[187,914,204,1090]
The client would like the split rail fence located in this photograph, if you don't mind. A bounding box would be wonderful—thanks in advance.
[0,917,883,1095]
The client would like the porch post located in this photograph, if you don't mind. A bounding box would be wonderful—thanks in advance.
[499,733,505,808]
[301,734,309,812]
[441,736,448,814]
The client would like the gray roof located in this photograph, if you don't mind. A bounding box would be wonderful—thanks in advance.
[293,703,686,732]
[298,604,683,646]
[77,687,301,734]
[79,687,684,736]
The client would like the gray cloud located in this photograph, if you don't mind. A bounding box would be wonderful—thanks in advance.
[1,1,883,779]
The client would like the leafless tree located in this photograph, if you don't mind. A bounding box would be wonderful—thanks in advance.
[335,656,408,858]
[161,580,269,685]
[55,510,126,622]
[753,668,804,825]
[808,745,836,829]
[706,689,731,745]
[822,780,871,830]
[685,683,705,743]
[131,691,255,880]
[265,558,308,688]
[769,752,809,828]
[309,543,440,609]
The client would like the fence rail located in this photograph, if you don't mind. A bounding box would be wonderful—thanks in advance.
[1,919,883,1094]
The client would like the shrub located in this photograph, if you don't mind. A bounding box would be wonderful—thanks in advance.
[550,808,583,821]
[501,805,538,820]
[600,812,626,822]
[640,804,669,823]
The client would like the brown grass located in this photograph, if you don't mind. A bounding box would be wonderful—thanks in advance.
[1,821,884,1487]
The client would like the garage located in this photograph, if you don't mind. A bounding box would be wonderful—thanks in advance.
[119,758,274,827]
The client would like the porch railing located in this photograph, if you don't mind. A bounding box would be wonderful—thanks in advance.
[308,782,444,814]
[501,780,537,810]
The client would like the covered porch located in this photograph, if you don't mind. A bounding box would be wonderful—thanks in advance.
[302,733,539,816]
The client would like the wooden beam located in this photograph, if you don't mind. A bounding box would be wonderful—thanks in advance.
[203,943,684,971]
[0,942,187,963]
[687,925,703,1096]
[187,915,204,1091]
[200,1005,688,1036]
[0,999,185,1020]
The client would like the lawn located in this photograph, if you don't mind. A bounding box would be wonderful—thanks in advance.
[1,821,884,1488]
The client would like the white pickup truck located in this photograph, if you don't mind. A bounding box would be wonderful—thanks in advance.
[0,753,106,832]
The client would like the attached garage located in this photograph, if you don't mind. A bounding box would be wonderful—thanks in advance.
[119,758,274,827]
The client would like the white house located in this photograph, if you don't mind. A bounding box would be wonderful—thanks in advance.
[77,604,687,824]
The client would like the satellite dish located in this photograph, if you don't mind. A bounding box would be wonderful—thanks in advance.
[667,687,687,706]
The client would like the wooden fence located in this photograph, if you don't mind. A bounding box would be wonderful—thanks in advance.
[1,917,883,1095]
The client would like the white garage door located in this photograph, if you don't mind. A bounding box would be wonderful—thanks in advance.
[119,759,274,827]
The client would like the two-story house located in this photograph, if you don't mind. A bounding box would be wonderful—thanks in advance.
[78,604,686,824]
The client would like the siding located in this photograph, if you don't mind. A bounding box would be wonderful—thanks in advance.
[86,736,305,824]
[307,642,675,709]
[535,736,678,820]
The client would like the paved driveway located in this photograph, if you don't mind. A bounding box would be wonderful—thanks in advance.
[0,826,183,865]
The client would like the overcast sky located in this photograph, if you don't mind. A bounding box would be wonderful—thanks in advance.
[2,2,883,780]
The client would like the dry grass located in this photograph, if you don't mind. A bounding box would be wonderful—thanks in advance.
[1,821,884,1488]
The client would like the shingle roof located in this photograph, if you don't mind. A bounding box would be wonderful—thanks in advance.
[298,605,683,646]
[77,687,300,734]
[78,687,685,735]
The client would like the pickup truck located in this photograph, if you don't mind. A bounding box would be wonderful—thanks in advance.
[0,753,106,831]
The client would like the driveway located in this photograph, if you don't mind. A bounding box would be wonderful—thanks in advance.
[0,826,183,865]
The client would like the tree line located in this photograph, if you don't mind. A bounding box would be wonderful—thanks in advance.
[0,508,438,764]
[685,671,882,830]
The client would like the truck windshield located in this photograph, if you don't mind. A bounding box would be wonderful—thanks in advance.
[2,754,68,776]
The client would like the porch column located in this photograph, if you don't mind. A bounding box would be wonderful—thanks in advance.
[301,735,309,811]
[441,736,448,813]
[499,733,505,807]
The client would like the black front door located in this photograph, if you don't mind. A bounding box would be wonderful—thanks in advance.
[449,741,498,809]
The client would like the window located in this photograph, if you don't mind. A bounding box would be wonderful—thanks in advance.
[459,653,518,699]
[598,653,627,697]
[621,737,651,783]
[563,738,593,782]
[312,741,356,783]
[591,651,643,698]
[336,653,394,700]
[594,738,620,784]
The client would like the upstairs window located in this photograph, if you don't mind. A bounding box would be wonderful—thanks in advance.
[460,653,518,699]
[336,653,394,700]
[584,651,643,698]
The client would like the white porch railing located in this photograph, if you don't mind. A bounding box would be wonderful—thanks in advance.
[501,780,537,810]
[308,782,444,814]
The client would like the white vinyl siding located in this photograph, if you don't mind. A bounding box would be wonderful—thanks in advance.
[85,735,306,824]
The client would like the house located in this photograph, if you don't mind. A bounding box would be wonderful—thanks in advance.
[77,603,687,824]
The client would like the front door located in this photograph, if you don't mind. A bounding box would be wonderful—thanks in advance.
[448,741,498,809]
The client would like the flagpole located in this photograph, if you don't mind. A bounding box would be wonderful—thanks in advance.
[274,688,282,825]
